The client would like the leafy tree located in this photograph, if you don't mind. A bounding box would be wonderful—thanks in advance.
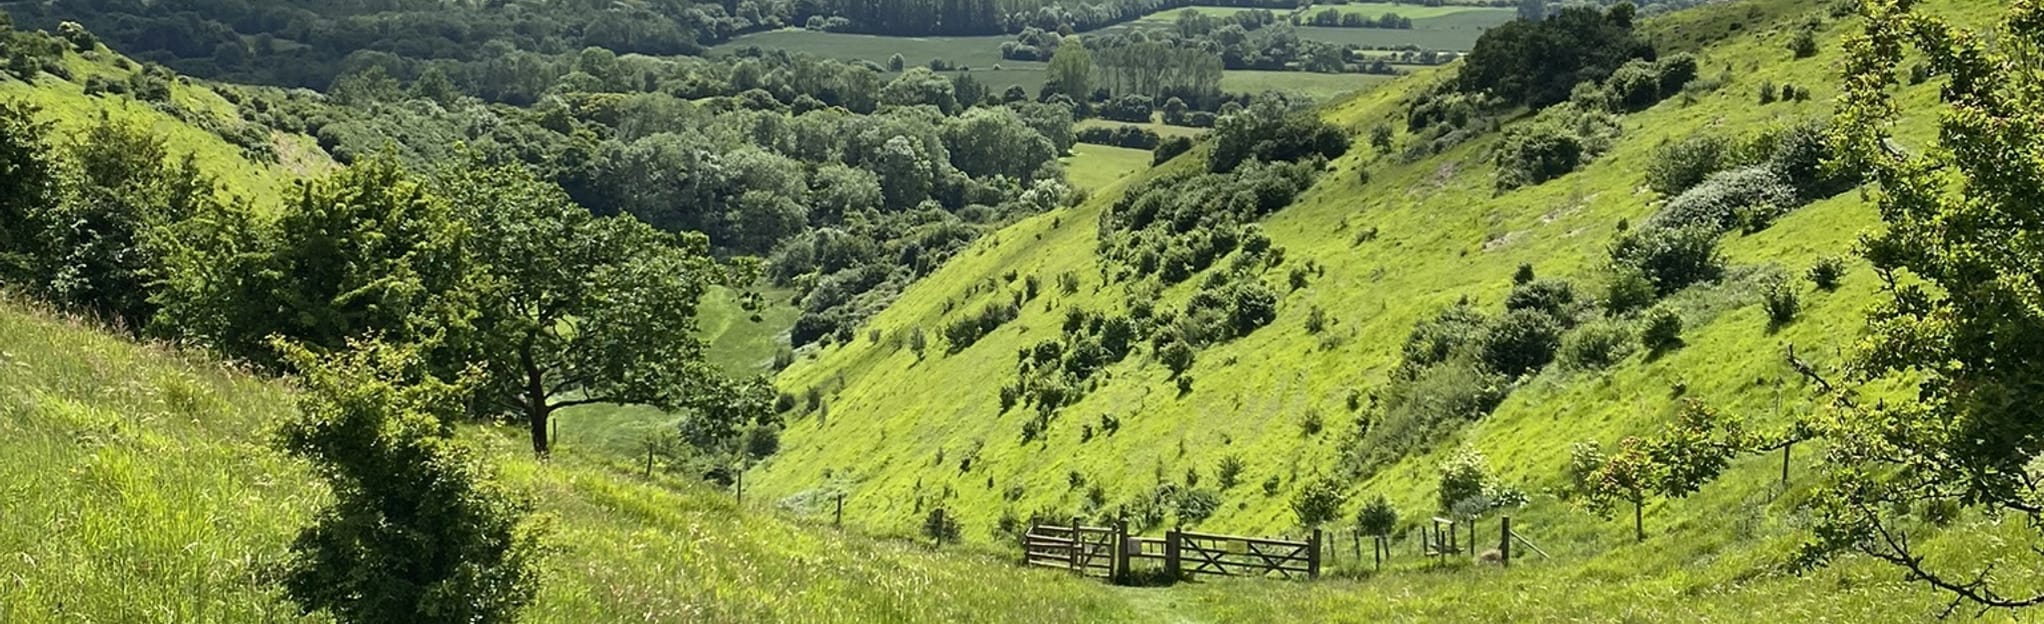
[155,154,475,368]
[275,339,547,624]
[0,99,61,286]
[942,107,1055,181]
[1290,474,1347,528]
[880,67,958,114]
[1477,308,1563,377]
[1458,5,1652,108]
[1356,494,1398,537]
[1045,40,1093,101]
[439,159,752,457]
[1799,2,2044,612]
[1640,304,1684,353]
[1575,400,1744,542]
[39,116,214,329]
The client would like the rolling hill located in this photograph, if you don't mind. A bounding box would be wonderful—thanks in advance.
[747,0,2042,618]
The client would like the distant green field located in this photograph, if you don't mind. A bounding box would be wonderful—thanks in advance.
[1130,3,1512,50]
[711,29,1051,94]
[698,285,801,376]
[1076,117,1206,140]
[1062,143,1154,191]
[1222,70,1394,102]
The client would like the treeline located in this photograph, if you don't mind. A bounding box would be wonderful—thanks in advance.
[5,0,800,94]
[203,37,1082,348]
[1300,9,1416,29]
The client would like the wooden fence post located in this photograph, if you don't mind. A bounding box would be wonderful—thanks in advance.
[1373,535,1384,571]
[1069,517,1082,575]
[1308,528,1323,578]
[1163,528,1182,580]
[1500,516,1512,567]
[1113,520,1129,584]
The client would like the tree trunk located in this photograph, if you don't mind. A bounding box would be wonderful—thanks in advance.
[522,335,551,457]
[528,401,551,457]
[1633,500,1645,543]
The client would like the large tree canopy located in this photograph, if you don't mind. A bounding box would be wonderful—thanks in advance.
[441,158,763,456]
[1802,0,2044,614]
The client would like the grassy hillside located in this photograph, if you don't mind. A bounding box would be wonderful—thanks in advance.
[752,0,2038,619]
[0,44,330,210]
[0,297,1143,622]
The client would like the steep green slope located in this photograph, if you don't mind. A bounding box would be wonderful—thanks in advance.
[0,295,1142,622]
[752,1,2024,612]
[0,44,329,208]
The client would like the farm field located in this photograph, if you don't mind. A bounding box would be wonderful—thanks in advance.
[1131,3,1514,50]
[1222,69,1394,101]
[1076,117,1207,140]
[1063,143,1155,191]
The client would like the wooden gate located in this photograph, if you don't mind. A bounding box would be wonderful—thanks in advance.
[1165,529,1320,580]
[1022,522,1120,580]
[1023,523,1322,582]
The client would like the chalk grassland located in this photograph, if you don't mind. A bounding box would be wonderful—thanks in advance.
[1063,142,1156,191]
[752,0,2044,620]
[0,296,1143,623]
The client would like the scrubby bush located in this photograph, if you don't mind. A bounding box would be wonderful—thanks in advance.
[1478,309,1563,377]
[1609,224,1725,294]
[276,342,547,624]
[1177,489,1221,524]
[1504,279,1580,321]
[1603,265,1658,314]
[1641,304,1684,353]
[1356,495,1399,537]
[1291,475,1347,528]
[1649,166,1798,234]
[1761,276,1800,328]
[1645,134,1729,196]
[1561,318,1636,370]
[1807,255,1845,291]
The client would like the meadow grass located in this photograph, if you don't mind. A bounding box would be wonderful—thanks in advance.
[752,0,2040,619]
[0,296,1146,623]
[1222,70,1395,101]
[1063,143,1155,191]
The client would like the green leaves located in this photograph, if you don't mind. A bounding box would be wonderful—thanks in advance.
[276,339,547,624]
[1803,0,2044,611]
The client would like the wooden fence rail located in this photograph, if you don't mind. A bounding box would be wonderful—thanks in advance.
[1022,522,1322,582]
[1024,516,1533,584]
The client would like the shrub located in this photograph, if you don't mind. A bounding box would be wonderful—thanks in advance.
[1504,279,1580,321]
[1609,224,1725,294]
[1153,136,1194,165]
[276,342,546,624]
[1178,489,1221,524]
[922,507,962,544]
[1437,447,1493,514]
[1217,455,1246,490]
[1290,475,1348,527]
[1478,309,1563,377]
[1761,276,1800,328]
[1645,134,1729,196]
[1641,304,1684,353]
[1493,119,1587,191]
[1561,319,1636,370]
[1602,265,1658,314]
[1807,255,1845,291]
[1355,495,1399,536]
[1649,166,1798,234]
